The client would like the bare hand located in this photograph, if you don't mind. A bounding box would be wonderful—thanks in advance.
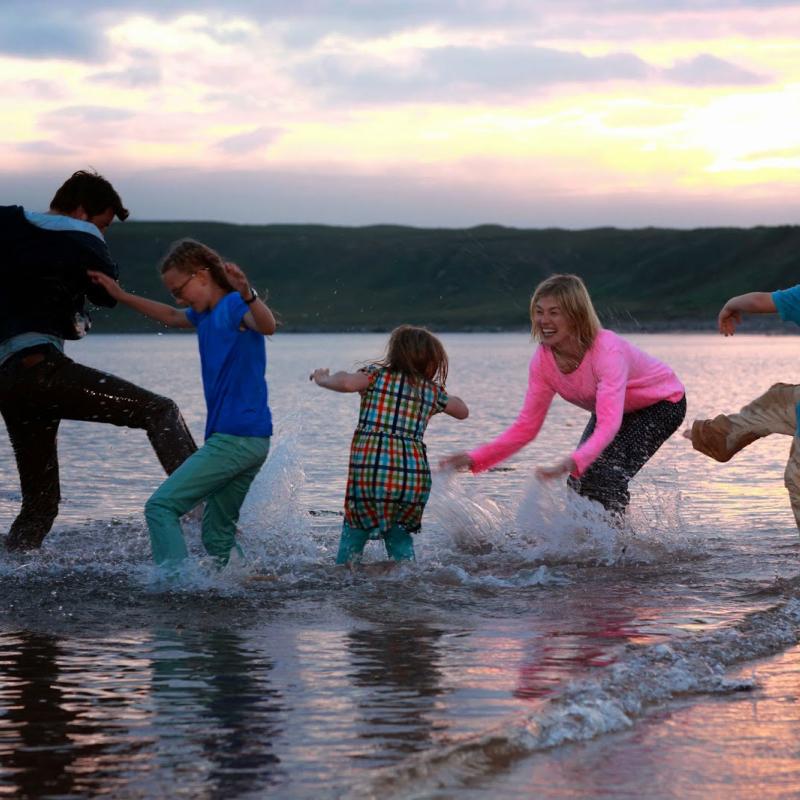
[535,457,577,481]
[224,262,251,295]
[310,367,330,386]
[439,452,473,471]
[87,270,125,300]
[718,305,741,336]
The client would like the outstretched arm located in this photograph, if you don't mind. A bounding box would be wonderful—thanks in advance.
[310,368,371,393]
[87,270,192,328]
[718,292,776,336]
[441,353,554,474]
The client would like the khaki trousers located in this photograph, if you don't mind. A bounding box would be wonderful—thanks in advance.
[689,383,800,529]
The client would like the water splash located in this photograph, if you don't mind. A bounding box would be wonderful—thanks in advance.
[425,563,570,590]
[239,415,323,567]
[423,464,704,573]
[514,479,624,565]
[0,446,700,595]
[426,468,510,555]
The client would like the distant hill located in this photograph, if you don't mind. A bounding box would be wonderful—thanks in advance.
[95,222,800,332]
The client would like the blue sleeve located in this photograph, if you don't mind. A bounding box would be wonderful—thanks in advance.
[185,308,199,327]
[220,292,249,329]
[772,286,800,325]
[434,383,449,413]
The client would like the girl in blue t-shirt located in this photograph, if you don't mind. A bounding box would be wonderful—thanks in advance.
[88,238,276,568]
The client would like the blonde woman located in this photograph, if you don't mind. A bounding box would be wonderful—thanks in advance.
[442,274,686,516]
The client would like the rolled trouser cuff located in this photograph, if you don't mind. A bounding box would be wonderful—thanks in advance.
[690,416,761,462]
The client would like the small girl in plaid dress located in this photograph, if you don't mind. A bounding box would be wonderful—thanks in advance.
[311,325,469,564]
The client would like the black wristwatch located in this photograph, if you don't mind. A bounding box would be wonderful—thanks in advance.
[244,287,258,305]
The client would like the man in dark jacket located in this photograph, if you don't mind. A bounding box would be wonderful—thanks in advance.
[0,170,197,551]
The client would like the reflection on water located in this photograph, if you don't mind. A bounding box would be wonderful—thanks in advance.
[0,628,287,798]
[0,632,80,798]
[347,623,445,763]
[514,599,639,701]
[1,333,800,797]
[461,644,800,800]
[148,628,285,796]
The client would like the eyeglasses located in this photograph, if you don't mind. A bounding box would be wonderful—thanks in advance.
[170,268,208,300]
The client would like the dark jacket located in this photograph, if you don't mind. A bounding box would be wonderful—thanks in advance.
[0,205,119,342]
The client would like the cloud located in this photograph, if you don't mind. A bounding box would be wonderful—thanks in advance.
[2,1,799,67]
[296,44,765,103]
[741,146,800,162]
[665,54,768,85]
[42,106,136,124]
[91,63,162,88]
[296,45,652,104]
[2,1,796,58]
[0,9,106,60]
[20,80,66,100]
[36,107,136,144]
[427,45,651,86]
[215,126,283,154]
[15,140,79,156]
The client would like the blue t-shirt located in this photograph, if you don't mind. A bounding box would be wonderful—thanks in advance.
[772,286,800,325]
[186,292,272,440]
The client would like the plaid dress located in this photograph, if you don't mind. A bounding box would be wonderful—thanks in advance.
[344,366,449,536]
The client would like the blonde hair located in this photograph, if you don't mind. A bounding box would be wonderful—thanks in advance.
[159,238,235,293]
[374,325,449,386]
[529,274,601,352]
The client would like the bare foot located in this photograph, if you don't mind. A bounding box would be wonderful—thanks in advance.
[682,427,693,440]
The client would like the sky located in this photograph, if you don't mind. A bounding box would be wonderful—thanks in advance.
[2,0,800,228]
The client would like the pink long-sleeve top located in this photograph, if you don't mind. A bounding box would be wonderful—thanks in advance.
[469,329,685,477]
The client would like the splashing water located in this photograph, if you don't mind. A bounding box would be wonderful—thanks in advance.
[426,467,510,555]
[514,478,624,565]
[239,413,324,568]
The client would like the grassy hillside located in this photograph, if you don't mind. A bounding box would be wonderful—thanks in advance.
[95,222,800,332]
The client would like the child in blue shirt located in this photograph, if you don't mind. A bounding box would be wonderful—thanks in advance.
[89,238,276,567]
[685,285,800,530]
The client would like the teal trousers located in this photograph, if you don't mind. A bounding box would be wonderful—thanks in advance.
[336,522,416,564]
[145,433,270,567]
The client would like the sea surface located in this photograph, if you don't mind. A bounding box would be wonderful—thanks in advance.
[2,332,800,799]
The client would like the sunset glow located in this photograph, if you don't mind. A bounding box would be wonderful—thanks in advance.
[2,2,799,226]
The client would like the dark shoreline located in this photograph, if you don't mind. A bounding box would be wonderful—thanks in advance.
[100,221,800,337]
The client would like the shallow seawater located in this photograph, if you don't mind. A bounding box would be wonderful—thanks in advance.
[457,643,800,800]
[2,332,800,798]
